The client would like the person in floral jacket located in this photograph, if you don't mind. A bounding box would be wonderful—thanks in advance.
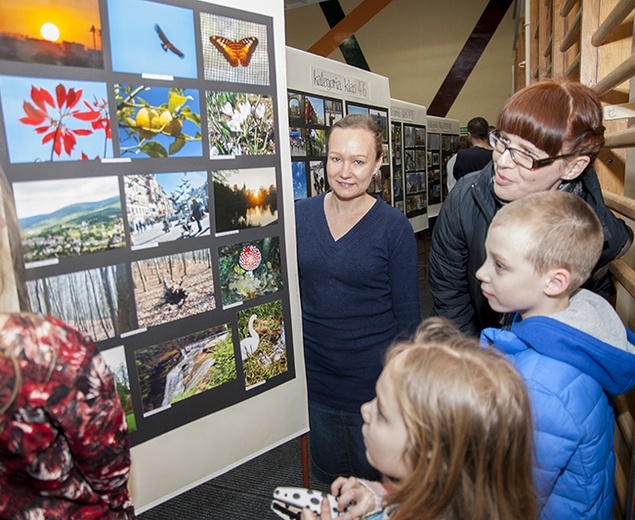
[0,167,135,519]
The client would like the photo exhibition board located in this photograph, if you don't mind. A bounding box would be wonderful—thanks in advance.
[0,0,307,511]
[285,47,393,206]
[425,115,460,218]
[390,99,428,233]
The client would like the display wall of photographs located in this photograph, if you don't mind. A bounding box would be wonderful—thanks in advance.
[391,122,405,214]
[427,132,442,205]
[0,0,294,446]
[287,89,343,201]
[346,103,391,205]
[441,134,457,201]
[401,123,427,218]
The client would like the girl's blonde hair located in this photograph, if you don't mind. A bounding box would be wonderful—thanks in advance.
[384,317,536,520]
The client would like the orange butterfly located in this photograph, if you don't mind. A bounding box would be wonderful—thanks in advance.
[209,36,259,67]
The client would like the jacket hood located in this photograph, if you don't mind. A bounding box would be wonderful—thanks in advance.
[483,299,635,395]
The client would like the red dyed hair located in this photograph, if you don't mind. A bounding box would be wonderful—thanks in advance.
[497,79,605,161]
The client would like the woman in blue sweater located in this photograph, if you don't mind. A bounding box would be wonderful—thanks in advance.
[295,114,421,483]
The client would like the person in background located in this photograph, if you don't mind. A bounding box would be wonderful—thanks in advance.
[295,114,421,484]
[302,317,536,520]
[478,191,635,519]
[446,135,471,192]
[429,79,631,335]
[452,116,492,180]
[0,166,135,519]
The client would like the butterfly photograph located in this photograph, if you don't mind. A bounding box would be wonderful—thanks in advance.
[210,36,258,67]
[201,13,269,86]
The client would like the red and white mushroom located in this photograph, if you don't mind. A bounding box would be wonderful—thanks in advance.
[239,245,262,274]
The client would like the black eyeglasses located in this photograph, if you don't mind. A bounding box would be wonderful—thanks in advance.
[489,130,578,170]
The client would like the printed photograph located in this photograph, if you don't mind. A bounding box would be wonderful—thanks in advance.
[404,125,416,148]
[415,150,426,170]
[218,236,283,307]
[307,129,326,157]
[324,99,343,126]
[108,0,197,78]
[288,92,304,124]
[201,12,269,85]
[292,161,307,200]
[27,264,134,342]
[309,161,326,197]
[238,300,287,389]
[391,123,402,147]
[382,144,390,165]
[289,127,307,156]
[14,176,125,265]
[347,104,369,115]
[206,91,275,157]
[406,172,418,194]
[369,109,388,142]
[0,0,103,68]
[393,173,403,199]
[415,127,426,147]
[405,150,415,171]
[115,84,202,159]
[132,248,215,329]
[305,96,325,125]
[135,323,236,416]
[100,345,136,433]
[0,76,112,163]
[213,167,277,233]
[428,132,440,150]
[125,171,209,248]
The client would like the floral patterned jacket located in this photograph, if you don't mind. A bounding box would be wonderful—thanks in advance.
[0,314,135,519]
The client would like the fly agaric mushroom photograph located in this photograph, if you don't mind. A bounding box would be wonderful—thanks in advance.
[132,248,215,329]
[238,299,287,389]
[218,236,282,308]
[212,167,277,234]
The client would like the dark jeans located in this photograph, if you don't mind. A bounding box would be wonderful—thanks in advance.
[308,400,380,484]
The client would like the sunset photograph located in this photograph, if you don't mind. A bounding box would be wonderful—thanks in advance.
[0,0,103,68]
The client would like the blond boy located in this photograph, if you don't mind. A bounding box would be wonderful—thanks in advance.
[477,190,635,520]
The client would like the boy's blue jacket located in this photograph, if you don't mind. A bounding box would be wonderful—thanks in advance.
[481,291,635,520]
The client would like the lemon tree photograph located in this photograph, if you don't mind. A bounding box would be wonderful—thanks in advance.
[115,84,201,159]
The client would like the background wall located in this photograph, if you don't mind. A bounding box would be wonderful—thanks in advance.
[284,0,518,127]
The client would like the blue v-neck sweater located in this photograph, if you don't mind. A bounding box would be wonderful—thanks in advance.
[295,193,421,412]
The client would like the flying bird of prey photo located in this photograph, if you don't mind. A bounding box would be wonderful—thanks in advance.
[154,24,184,59]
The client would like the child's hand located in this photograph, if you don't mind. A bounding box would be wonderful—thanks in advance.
[331,476,378,520]
[300,496,333,520]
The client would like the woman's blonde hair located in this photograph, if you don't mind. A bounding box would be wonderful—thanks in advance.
[0,164,30,415]
[384,317,536,520]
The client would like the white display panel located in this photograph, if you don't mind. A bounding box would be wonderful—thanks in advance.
[426,115,460,218]
[285,47,393,206]
[390,99,428,233]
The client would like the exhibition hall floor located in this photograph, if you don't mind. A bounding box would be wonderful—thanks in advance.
[138,232,433,519]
